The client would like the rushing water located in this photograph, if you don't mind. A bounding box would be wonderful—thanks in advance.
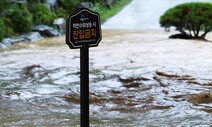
[1,0,212,126]
[0,30,211,126]
[102,0,211,29]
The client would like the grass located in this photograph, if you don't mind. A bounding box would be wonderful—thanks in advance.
[93,0,131,23]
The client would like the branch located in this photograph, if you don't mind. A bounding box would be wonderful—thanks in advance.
[196,24,202,37]
[178,26,188,35]
[200,26,211,39]
[187,23,193,37]
[192,25,197,37]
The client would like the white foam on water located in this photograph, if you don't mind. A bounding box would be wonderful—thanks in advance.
[102,0,211,29]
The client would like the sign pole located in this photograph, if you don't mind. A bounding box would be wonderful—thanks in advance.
[80,45,89,127]
[66,8,102,126]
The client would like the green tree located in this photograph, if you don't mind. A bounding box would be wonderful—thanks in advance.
[0,19,6,41]
[0,18,14,41]
[29,3,57,25]
[0,1,14,41]
[0,0,9,14]
[160,2,212,39]
[56,0,83,17]
[4,4,32,34]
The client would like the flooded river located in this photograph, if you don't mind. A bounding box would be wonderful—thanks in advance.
[102,0,211,29]
[0,30,211,126]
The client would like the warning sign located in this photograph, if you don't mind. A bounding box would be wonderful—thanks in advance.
[66,8,102,49]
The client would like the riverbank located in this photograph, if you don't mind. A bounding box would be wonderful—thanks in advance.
[0,0,131,46]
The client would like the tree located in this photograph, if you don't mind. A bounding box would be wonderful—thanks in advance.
[0,18,14,41]
[0,19,6,41]
[0,0,10,15]
[4,3,32,34]
[29,3,57,25]
[160,2,212,39]
[56,0,83,17]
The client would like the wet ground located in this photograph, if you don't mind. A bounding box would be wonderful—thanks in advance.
[0,30,212,126]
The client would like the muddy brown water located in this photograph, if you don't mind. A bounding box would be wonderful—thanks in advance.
[0,30,212,126]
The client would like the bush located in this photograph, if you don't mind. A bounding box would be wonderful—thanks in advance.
[29,3,57,25]
[5,4,32,34]
[0,0,10,14]
[56,0,83,17]
[0,3,33,41]
[160,2,212,39]
[0,18,14,41]
[0,19,5,41]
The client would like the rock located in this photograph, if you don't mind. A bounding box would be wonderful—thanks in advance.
[2,37,26,45]
[32,25,61,37]
[53,18,64,25]
[76,2,94,9]
[1,32,42,46]
[105,0,117,8]
[41,0,57,12]
[0,43,6,49]
[53,18,65,34]
[23,32,43,42]
[9,0,27,4]
[1,38,11,45]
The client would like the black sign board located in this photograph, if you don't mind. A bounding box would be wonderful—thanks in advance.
[66,8,102,49]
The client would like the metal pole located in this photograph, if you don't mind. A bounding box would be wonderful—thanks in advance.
[80,45,89,127]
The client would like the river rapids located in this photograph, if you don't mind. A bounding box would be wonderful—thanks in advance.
[1,0,212,126]
[0,30,211,126]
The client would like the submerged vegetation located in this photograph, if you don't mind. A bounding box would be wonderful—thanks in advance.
[160,2,212,40]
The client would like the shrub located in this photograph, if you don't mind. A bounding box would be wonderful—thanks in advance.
[0,19,5,41]
[56,0,83,17]
[0,18,14,41]
[160,2,212,39]
[0,0,10,14]
[29,3,57,25]
[5,4,32,34]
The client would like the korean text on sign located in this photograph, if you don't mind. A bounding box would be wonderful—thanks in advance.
[72,22,97,41]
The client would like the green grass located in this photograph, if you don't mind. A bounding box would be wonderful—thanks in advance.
[93,0,131,23]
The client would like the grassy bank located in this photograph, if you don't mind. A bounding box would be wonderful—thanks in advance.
[93,0,131,23]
